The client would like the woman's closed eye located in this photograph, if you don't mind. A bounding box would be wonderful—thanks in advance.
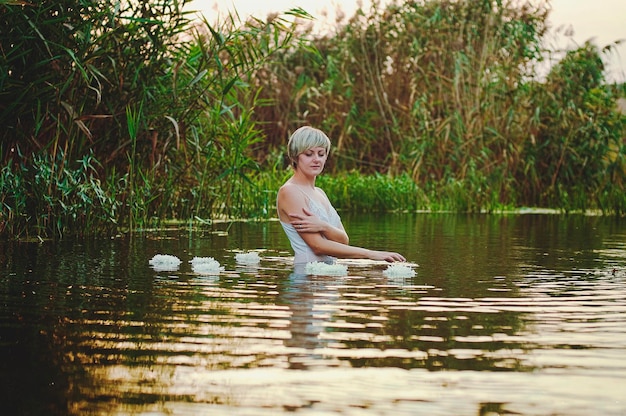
[305,151,326,157]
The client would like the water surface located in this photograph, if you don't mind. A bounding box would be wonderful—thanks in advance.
[1,214,625,415]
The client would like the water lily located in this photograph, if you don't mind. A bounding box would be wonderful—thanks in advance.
[305,261,348,276]
[149,254,182,272]
[383,263,416,278]
[190,256,224,275]
[235,252,261,265]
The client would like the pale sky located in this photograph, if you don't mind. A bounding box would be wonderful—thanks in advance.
[187,0,625,82]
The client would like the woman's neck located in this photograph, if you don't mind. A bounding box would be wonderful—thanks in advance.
[290,172,316,189]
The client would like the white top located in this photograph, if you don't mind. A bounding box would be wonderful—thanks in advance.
[279,188,343,265]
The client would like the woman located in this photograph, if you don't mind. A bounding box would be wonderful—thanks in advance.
[277,126,406,265]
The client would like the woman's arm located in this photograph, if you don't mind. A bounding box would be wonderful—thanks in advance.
[300,232,405,262]
[277,185,349,244]
[288,207,349,245]
[278,184,405,262]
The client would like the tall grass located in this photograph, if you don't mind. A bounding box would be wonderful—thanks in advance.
[252,0,626,213]
[0,151,120,238]
[523,43,626,211]
[0,1,315,237]
[1,0,625,239]
[318,172,425,212]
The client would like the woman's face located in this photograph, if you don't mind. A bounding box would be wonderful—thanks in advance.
[297,146,327,176]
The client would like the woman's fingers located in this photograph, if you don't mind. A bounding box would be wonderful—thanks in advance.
[290,211,324,231]
[384,252,406,262]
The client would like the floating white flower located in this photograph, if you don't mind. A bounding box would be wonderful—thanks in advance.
[235,251,261,265]
[305,261,348,276]
[383,263,416,278]
[148,254,182,272]
[190,256,224,275]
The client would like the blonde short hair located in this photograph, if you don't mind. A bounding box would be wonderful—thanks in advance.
[287,126,332,167]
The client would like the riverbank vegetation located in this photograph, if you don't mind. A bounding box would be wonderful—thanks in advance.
[1,0,625,238]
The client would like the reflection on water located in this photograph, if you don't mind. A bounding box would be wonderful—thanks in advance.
[1,214,625,415]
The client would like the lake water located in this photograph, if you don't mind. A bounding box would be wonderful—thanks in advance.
[1,213,625,415]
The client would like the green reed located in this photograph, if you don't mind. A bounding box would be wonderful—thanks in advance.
[0,151,121,238]
[251,0,626,214]
[1,0,625,239]
[1,1,315,237]
[316,171,425,212]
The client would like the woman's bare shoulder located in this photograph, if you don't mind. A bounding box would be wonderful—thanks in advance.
[315,186,329,196]
[278,182,304,204]
[278,181,297,196]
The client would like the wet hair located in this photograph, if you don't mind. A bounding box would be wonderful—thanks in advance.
[287,126,331,168]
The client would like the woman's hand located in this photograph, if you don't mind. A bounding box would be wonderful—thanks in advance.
[368,250,406,263]
[289,207,326,233]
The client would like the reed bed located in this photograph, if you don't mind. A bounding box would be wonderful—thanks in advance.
[1,0,625,238]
